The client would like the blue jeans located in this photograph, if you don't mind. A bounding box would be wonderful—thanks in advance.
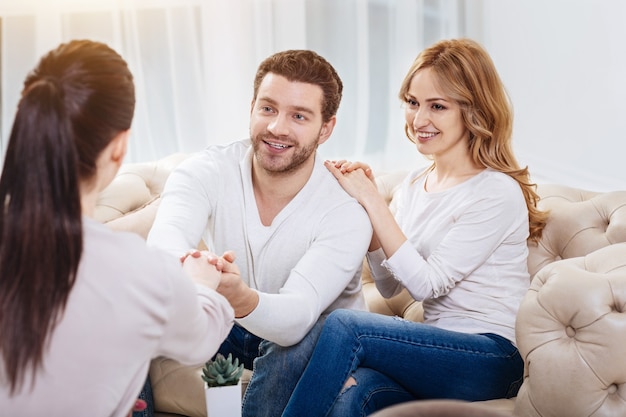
[282,309,523,417]
[229,319,326,417]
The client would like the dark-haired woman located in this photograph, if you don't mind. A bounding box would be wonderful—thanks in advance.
[0,40,234,416]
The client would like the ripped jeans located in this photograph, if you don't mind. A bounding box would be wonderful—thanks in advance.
[281,309,523,417]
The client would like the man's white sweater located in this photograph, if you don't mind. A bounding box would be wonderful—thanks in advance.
[148,139,373,346]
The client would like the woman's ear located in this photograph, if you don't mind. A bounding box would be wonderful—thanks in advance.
[111,130,130,164]
[92,130,131,195]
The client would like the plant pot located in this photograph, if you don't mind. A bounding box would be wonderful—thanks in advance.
[204,380,242,417]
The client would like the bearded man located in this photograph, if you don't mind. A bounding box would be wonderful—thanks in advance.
[146,49,372,417]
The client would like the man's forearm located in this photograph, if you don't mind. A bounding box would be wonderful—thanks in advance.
[232,288,259,318]
[217,280,259,318]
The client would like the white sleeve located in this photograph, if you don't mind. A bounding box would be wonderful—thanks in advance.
[366,248,405,298]
[237,201,372,346]
[147,157,213,257]
[383,189,526,301]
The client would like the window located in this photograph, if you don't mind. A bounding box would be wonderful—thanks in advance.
[0,0,469,171]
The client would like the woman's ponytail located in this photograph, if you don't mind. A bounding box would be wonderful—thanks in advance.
[0,75,83,393]
[0,39,134,394]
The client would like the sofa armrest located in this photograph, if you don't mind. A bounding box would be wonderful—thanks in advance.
[514,243,626,416]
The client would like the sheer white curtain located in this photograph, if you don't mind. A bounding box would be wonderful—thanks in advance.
[0,0,470,170]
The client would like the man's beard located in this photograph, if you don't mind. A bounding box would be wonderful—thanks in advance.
[252,133,320,175]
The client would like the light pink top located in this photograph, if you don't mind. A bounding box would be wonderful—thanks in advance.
[0,217,234,417]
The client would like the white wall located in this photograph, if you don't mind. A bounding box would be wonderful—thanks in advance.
[481,0,625,191]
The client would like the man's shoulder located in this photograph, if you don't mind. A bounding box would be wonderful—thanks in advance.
[308,164,369,216]
[312,163,351,197]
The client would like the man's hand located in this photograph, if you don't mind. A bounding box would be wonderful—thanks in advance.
[216,251,259,318]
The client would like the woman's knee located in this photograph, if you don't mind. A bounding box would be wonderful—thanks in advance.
[341,376,357,393]
[326,308,364,331]
[329,368,413,417]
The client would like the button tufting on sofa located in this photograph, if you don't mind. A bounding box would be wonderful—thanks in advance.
[514,243,626,417]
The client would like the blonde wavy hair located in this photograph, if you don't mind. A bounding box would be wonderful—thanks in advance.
[398,38,547,241]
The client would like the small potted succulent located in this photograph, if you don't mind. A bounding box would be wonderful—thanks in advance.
[202,353,244,417]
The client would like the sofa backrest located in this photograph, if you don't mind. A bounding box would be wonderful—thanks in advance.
[527,184,626,277]
[96,157,626,321]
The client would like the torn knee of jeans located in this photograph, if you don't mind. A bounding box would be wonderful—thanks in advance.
[340,376,357,394]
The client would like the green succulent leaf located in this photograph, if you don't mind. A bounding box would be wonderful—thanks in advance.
[201,353,245,387]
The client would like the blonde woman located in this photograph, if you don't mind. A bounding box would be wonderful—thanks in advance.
[282,38,547,417]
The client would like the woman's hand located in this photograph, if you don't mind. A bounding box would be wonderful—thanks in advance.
[181,250,222,290]
[180,249,224,270]
[324,160,378,205]
[326,160,407,255]
[180,249,258,316]
[331,160,376,182]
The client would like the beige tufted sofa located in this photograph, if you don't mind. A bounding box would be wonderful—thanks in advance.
[95,153,626,417]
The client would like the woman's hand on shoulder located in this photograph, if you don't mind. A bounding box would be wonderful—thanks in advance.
[324,159,378,204]
[329,160,375,182]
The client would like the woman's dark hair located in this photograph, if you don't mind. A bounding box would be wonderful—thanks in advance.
[0,39,135,393]
[253,49,343,123]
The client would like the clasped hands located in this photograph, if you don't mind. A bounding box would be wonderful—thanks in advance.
[180,249,258,318]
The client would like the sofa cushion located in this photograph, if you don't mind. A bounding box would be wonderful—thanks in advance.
[150,358,207,417]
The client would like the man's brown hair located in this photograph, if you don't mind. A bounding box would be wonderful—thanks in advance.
[253,49,343,123]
